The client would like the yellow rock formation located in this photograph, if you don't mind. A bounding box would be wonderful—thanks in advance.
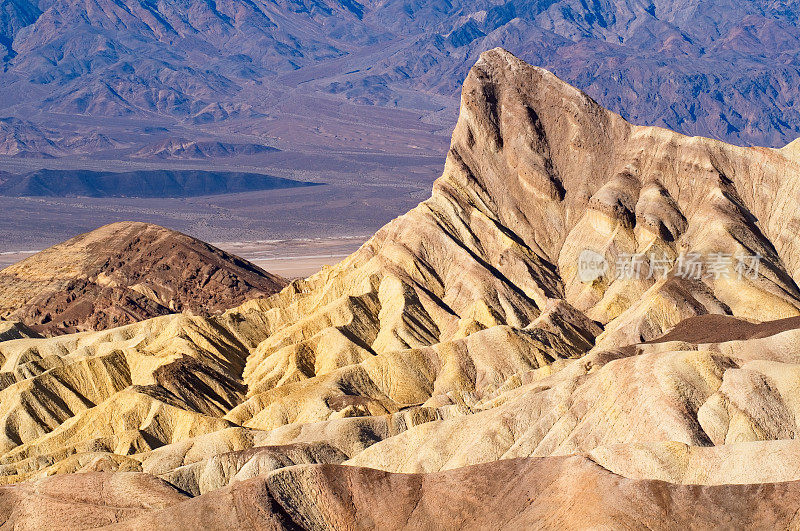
[1,49,800,527]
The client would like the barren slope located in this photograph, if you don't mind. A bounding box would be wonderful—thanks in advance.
[6,458,800,530]
[0,221,287,334]
[3,0,800,150]
[1,50,800,527]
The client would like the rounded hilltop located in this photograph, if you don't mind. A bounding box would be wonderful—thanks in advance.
[0,221,287,335]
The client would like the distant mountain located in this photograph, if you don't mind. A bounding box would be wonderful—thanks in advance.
[0,116,60,156]
[0,168,317,197]
[131,138,279,159]
[0,116,121,156]
[0,0,40,61]
[374,0,800,146]
[1,0,800,150]
[0,221,287,334]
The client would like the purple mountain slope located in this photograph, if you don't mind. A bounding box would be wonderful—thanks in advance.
[0,0,799,161]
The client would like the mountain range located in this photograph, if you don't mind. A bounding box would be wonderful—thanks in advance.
[1,50,800,527]
[1,0,800,165]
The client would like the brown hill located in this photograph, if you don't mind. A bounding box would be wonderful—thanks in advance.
[0,222,287,335]
[5,458,800,530]
[2,50,800,527]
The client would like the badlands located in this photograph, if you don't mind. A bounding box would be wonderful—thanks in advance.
[3,48,800,528]
[0,222,287,335]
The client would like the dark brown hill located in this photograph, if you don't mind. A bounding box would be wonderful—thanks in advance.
[0,221,287,335]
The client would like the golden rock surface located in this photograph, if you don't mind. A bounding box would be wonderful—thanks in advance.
[3,49,800,528]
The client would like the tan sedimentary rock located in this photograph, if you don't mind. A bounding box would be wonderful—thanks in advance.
[0,472,188,530]
[7,458,800,530]
[2,49,800,526]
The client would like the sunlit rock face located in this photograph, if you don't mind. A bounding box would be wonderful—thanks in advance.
[3,50,800,528]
